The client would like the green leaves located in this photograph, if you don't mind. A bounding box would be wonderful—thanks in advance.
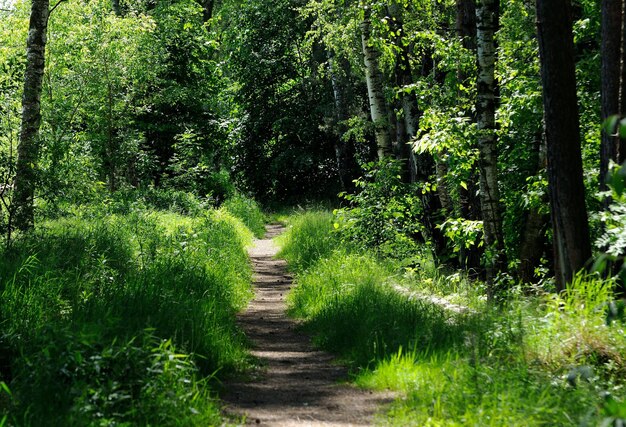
[603,114,626,140]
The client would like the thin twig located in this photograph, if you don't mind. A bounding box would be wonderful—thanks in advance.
[48,0,65,17]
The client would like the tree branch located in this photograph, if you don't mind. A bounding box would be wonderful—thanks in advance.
[48,0,65,17]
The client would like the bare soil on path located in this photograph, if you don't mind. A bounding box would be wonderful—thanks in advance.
[222,224,394,426]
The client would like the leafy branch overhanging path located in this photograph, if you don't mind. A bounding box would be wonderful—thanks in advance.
[222,224,393,426]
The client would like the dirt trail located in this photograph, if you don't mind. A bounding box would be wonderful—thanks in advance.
[222,224,393,426]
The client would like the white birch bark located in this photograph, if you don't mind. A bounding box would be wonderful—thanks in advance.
[361,6,392,160]
[476,0,506,286]
[12,0,50,231]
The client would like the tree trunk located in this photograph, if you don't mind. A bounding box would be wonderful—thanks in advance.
[201,0,214,23]
[12,0,50,232]
[328,52,358,192]
[536,0,592,290]
[476,0,506,289]
[388,2,418,182]
[457,0,477,51]
[112,0,122,16]
[600,0,626,193]
[361,6,392,160]
[518,132,549,284]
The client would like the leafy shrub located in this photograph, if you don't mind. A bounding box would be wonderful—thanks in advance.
[12,331,221,426]
[596,161,626,288]
[334,160,424,259]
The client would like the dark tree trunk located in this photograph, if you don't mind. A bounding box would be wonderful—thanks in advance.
[457,0,477,51]
[328,52,358,192]
[12,0,50,232]
[201,0,214,23]
[536,0,592,290]
[518,132,549,285]
[388,2,418,182]
[112,0,122,16]
[600,0,626,193]
[454,0,484,275]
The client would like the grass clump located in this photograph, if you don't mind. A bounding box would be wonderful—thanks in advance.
[288,251,467,367]
[0,205,254,426]
[280,210,626,426]
[222,193,266,238]
[277,211,340,273]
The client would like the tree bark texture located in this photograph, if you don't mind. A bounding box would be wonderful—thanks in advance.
[457,0,477,51]
[476,0,506,286]
[361,6,392,160]
[536,0,592,290]
[202,0,214,23]
[600,0,626,192]
[328,52,358,192]
[518,132,550,284]
[388,2,419,182]
[12,0,50,231]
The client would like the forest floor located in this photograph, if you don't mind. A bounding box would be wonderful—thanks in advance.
[222,224,394,426]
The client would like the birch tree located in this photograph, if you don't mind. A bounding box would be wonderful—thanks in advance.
[12,0,50,231]
[361,4,392,160]
[476,0,506,286]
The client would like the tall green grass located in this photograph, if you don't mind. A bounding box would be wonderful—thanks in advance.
[277,211,340,272]
[280,210,626,426]
[222,194,266,238]
[0,206,254,425]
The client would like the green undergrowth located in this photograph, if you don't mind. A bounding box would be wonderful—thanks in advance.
[277,210,341,272]
[0,204,255,426]
[222,194,266,238]
[280,210,626,426]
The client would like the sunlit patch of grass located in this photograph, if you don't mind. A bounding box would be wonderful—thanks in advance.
[222,194,266,238]
[524,273,626,380]
[380,362,597,425]
[280,211,626,426]
[277,210,340,273]
[399,251,488,311]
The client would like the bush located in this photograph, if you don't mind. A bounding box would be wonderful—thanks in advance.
[334,160,424,260]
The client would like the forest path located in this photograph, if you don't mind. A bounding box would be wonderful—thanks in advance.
[222,224,393,426]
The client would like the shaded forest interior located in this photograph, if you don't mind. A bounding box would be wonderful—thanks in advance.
[1,0,626,425]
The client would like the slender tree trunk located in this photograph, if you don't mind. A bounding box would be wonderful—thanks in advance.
[518,132,549,284]
[388,2,418,182]
[476,0,506,289]
[457,0,477,51]
[361,6,392,160]
[112,0,122,16]
[622,0,626,116]
[12,0,50,232]
[600,0,626,193]
[536,0,592,290]
[106,78,117,192]
[328,52,358,192]
[201,0,214,23]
